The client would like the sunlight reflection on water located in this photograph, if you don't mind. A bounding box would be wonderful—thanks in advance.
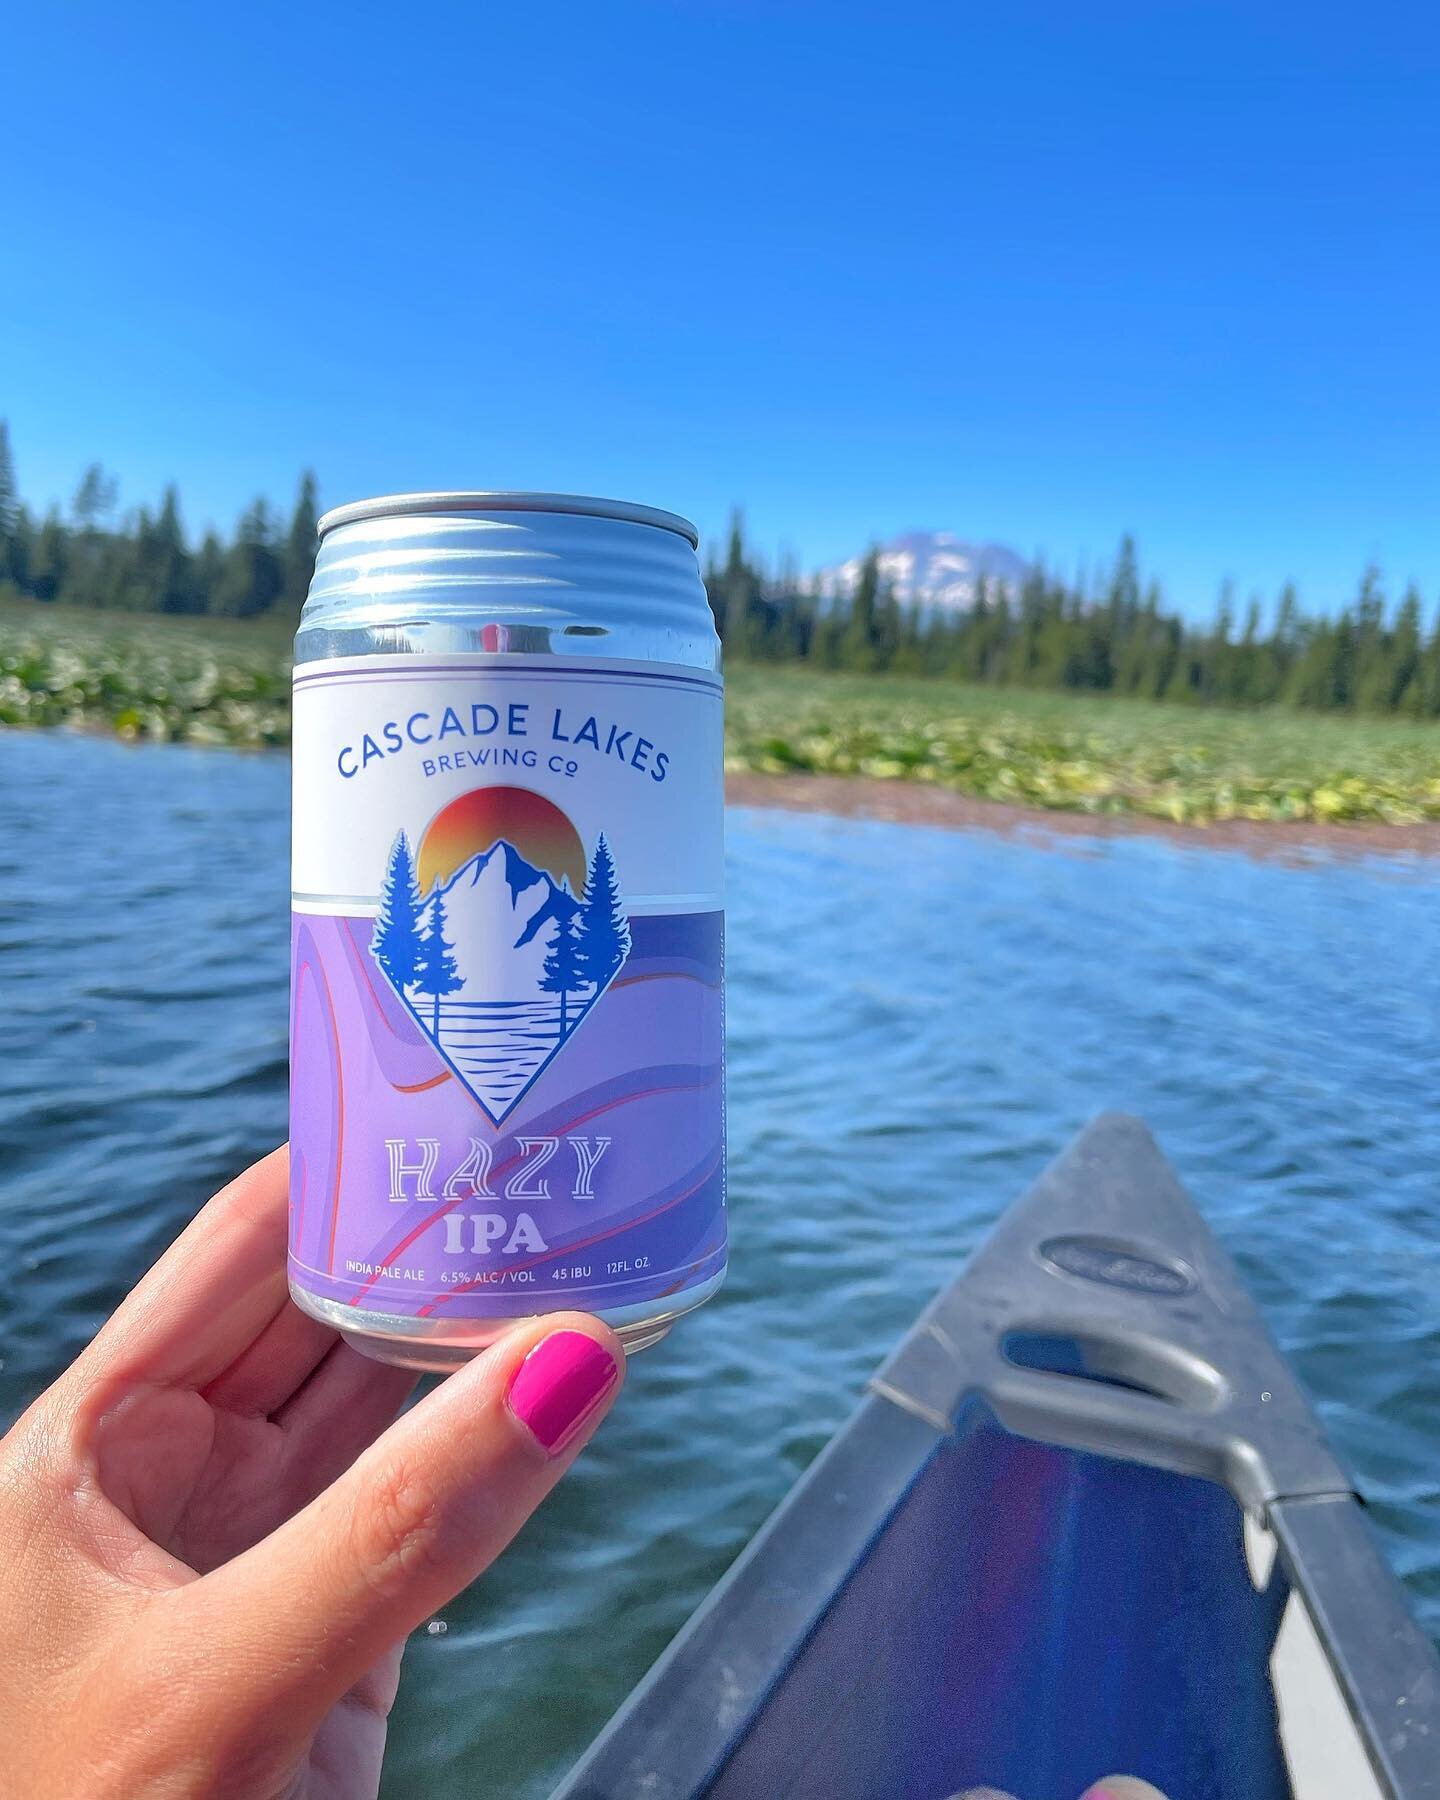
[0,730,1436,1799]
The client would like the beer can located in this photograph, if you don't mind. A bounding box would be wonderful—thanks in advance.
[288,493,726,1369]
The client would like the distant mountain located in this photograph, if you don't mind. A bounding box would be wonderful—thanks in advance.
[817,531,1030,612]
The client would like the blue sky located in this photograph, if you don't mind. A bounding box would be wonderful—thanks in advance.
[2,1,1437,615]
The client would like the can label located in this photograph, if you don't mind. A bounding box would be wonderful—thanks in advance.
[289,654,725,1321]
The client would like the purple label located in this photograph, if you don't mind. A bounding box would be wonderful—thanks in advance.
[289,908,725,1318]
[288,654,726,1323]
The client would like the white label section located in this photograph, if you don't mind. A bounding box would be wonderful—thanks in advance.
[292,654,723,913]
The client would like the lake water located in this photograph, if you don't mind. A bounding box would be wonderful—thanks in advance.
[1,731,1437,1798]
[435,995,584,1117]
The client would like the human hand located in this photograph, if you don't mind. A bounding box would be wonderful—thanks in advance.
[0,1147,623,1799]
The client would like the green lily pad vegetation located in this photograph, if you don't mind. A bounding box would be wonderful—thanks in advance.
[725,669,1440,826]
[4,602,1440,827]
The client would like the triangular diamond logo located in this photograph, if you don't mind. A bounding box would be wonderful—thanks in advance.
[370,820,630,1126]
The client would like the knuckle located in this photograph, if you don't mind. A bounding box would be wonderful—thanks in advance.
[352,1457,453,1596]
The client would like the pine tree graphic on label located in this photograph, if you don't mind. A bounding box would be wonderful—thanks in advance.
[575,834,632,988]
[411,886,463,1036]
[371,832,424,990]
[370,819,632,1124]
[539,884,586,1037]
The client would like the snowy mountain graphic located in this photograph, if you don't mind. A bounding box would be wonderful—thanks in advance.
[370,830,631,1124]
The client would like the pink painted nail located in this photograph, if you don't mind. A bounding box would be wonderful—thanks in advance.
[506,1330,619,1455]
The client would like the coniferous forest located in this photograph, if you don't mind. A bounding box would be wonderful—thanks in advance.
[2,420,1439,718]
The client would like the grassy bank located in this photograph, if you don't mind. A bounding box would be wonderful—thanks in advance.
[727,668,1440,825]
[4,601,1440,825]
[0,602,292,746]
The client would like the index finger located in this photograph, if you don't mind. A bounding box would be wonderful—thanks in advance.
[184,1312,624,1722]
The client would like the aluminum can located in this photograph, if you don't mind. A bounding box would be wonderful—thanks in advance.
[288,493,726,1369]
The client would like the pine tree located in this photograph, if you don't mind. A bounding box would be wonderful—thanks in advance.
[71,463,118,530]
[6,504,33,592]
[1148,613,1182,699]
[1105,534,1142,671]
[5,435,1440,727]
[810,595,844,669]
[702,544,724,637]
[151,486,194,613]
[1163,628,1199,702]
[1389,586,1423,714]
[372,833,425,990]
[575,834,631,990]
[195,530,225,610]
[1270,583,1301,699]
[1419,606,1440,717]
[64,463,118,602]
[285,471,319,608]
[1203,580,1235,701]
[787,580,819,661]
[917,602,946,675]
[412,887,463,1035]
[1329,611,1357,708]
[540,896,586,1037]
[1014,565,1047,684]
[1353,566,1387,705]
[0,420,17,581]
[892,598,926,674]
[1288,619,1336,709]
[215,498,284,616]
[956,575,986,682]
[101,504,149,609]
[721,510,754,658]
[1116,578,1160,695]
[30,510,67,601]
[873,576,903,670]
[1222,595,1256,703]
[842,549,881,670]
[1274,584,1300,654]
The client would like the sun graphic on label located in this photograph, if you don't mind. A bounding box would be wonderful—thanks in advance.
[372,785,631,1126]
[416,786,588,895]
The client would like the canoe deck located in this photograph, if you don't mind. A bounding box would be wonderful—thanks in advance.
[554,1114,1440,1800]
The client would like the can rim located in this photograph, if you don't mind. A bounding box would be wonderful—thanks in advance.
[316,491,700,549]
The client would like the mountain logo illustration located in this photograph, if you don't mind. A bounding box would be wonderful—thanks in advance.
[369,788,630,1124]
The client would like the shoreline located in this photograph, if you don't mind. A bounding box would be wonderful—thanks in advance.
[725,770,1440,862]
[11,724,1440,861]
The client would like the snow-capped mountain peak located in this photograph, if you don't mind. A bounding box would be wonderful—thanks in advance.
[436,841,572,1000]
[817,530,1029,612]
[443,839,548,908]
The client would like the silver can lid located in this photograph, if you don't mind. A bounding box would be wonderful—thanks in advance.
[316,490,700,549]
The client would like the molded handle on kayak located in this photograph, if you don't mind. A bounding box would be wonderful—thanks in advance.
[868,1112,1352,1514]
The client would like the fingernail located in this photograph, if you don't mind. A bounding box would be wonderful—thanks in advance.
[506,1330,619,1455]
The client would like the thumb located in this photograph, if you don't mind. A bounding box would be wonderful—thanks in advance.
[182,1313,622,1716]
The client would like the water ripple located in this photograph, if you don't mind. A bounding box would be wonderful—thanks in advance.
[0,733,1437,1798]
